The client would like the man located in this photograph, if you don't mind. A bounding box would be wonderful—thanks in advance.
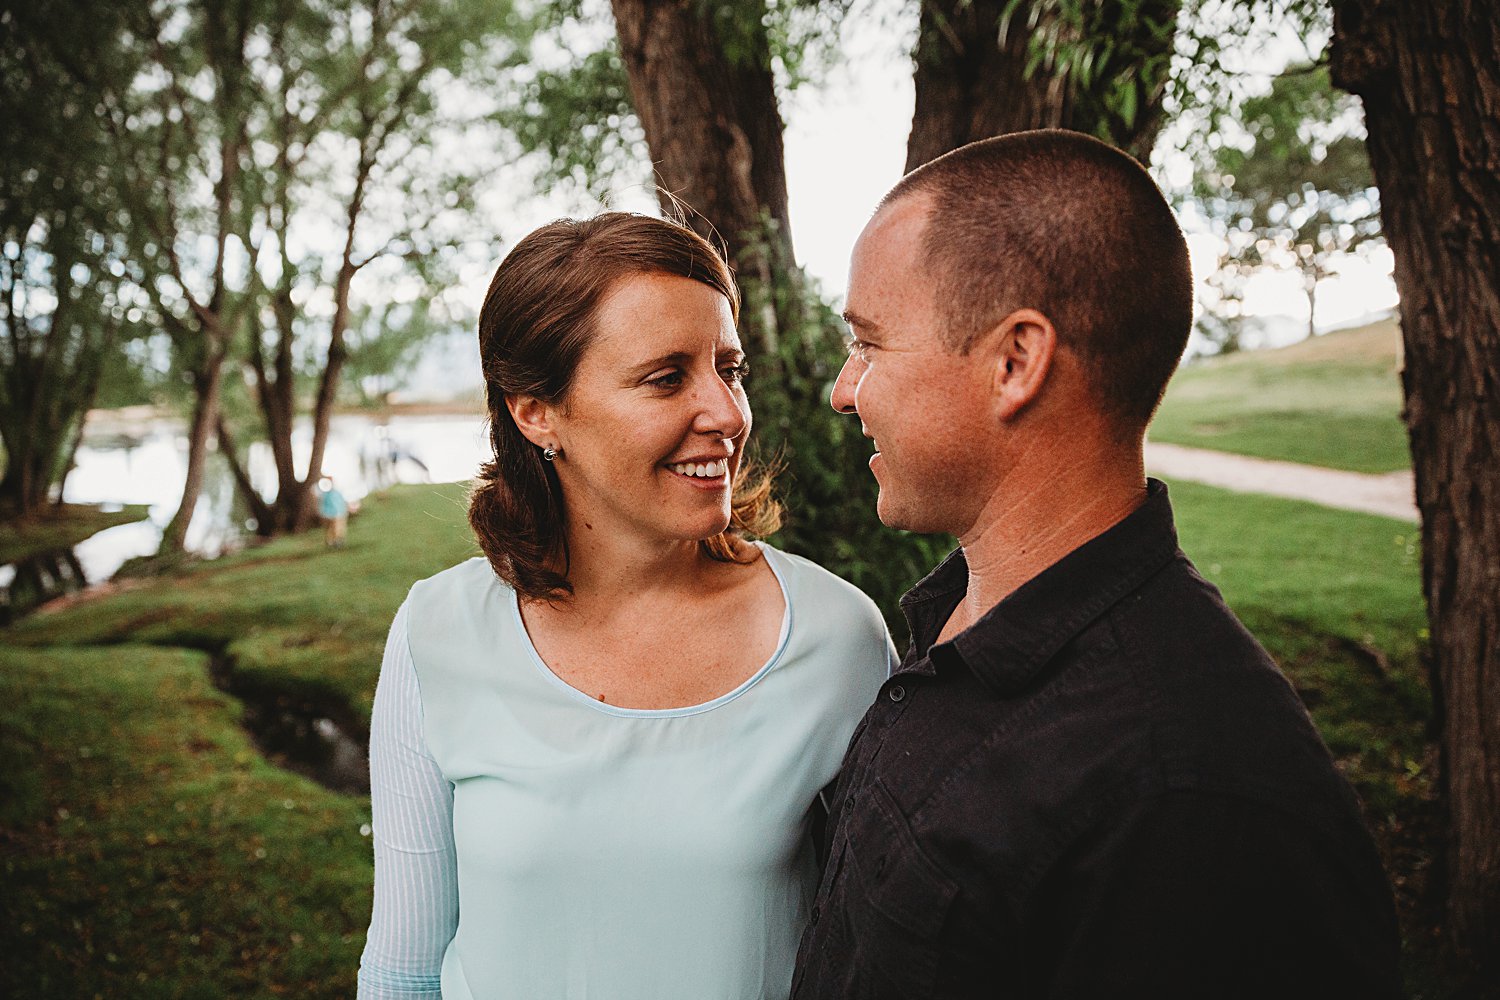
[791,130,1401,998]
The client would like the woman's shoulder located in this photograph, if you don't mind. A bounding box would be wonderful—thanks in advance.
[410,555,509,598]
[759,544,886,630]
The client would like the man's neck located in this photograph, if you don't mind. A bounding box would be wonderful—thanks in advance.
[938,447,1147,643]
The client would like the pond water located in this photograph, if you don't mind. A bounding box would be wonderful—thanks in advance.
[1,410,491,614]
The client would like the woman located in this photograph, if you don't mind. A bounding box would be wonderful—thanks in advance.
[357,213,894,1000]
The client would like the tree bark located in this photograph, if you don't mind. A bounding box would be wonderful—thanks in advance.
[905,0,1178,172]
[1331,0,1500,967]
[159,344,228,553]
[609,0,797,356]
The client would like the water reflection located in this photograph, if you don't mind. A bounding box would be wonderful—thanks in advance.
[0,548,87,625]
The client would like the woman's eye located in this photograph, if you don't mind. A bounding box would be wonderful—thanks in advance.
[647,370,684,389]
[720,362,749,383]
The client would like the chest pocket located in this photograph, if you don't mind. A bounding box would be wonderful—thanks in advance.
[844,779,958,999]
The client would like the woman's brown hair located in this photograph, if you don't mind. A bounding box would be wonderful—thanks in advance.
[468,212,781,600]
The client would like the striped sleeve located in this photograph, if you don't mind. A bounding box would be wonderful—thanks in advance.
[357,600,459,999]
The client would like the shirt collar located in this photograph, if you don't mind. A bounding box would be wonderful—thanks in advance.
[899,478,1181,696]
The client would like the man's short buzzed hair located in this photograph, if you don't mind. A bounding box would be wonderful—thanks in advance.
[885,129,1193,429]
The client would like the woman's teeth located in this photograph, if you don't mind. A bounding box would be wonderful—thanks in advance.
[668,460,727,478]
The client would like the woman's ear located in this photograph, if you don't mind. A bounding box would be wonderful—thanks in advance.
[504,394,556,449]
[989,308,1058,421]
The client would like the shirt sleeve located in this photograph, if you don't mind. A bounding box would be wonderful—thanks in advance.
[1035,789,1402,998]
[357,600,460,1000]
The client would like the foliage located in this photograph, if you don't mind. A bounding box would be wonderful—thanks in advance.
[1164,0,1331,146]
[1003,0,1181,150]
[1192,62,1381,345]
[496,0,854,201]
[494,44,649,200]
[1152,317,1408,473]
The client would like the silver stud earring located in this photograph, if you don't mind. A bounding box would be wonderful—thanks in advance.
[542,446,558,462]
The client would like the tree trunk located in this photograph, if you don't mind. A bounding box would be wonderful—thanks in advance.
[905,0,1178,172]
[159,345,228,554]
[215,412,273,534]
[1331,0,1500,967]
[609,0,797,356]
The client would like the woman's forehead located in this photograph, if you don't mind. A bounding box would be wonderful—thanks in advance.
[588,273,740,359]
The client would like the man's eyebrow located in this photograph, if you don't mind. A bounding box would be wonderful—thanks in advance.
[841,310,878,333]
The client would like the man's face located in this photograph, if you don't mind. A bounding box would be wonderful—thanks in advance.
[831,194,999,537]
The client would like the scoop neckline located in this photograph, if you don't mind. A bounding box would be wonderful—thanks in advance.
[508,543,793,718]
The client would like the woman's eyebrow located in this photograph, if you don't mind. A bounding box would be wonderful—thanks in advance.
[621,351,700,382]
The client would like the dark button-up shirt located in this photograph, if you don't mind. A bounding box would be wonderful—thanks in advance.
[792,480,1401,999]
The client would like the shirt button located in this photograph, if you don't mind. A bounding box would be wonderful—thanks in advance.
[888,684,906,702]
[811,905,821,924]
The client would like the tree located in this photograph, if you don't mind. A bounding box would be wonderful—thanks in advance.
[609,0,802,358]
[82,0,266,556]
[0,1,148,516]
[1195,63,1381,341]
[233,0,518,534]
[55,0,517,545]
[1330,0,1500,968]
[906,0,1181,169]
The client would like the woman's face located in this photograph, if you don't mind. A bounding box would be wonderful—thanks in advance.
[544,271,750,547]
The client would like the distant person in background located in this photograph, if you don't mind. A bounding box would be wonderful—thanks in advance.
[791,130,1402,998]
[318,477,348,548]
[356,212,895,1000]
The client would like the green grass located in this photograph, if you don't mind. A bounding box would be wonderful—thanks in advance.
[0,477,1446,996]
[0,644,374,999]
[1153,318,1410,473]
[0,503,151,564]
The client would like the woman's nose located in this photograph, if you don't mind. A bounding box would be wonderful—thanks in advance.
[693,372,749,438]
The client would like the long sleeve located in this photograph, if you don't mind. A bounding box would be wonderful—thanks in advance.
[357,601,460,1000]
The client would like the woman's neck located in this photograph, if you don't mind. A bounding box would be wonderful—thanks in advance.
[554,522,722,609]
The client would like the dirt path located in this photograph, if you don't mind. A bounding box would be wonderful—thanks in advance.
[1144,441,1418,522]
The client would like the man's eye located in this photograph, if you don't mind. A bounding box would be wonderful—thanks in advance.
[720,362,750,383]
[647,370,684,389]
[846,337,873,361]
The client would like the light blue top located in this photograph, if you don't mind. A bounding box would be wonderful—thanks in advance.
[319,486,348,518]
[358,545,895,1000]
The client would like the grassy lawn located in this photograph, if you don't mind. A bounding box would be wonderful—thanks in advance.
[0,503,151,565]
[0,644,374,999]
[6,484,477,724]
[0,478,1446,996]
[1153,318,1411,473]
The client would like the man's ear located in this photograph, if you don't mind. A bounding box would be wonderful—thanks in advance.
[504,394,556,449]
[989,308,1057,421]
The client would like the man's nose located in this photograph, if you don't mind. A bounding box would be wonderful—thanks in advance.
[829,355,861,414]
